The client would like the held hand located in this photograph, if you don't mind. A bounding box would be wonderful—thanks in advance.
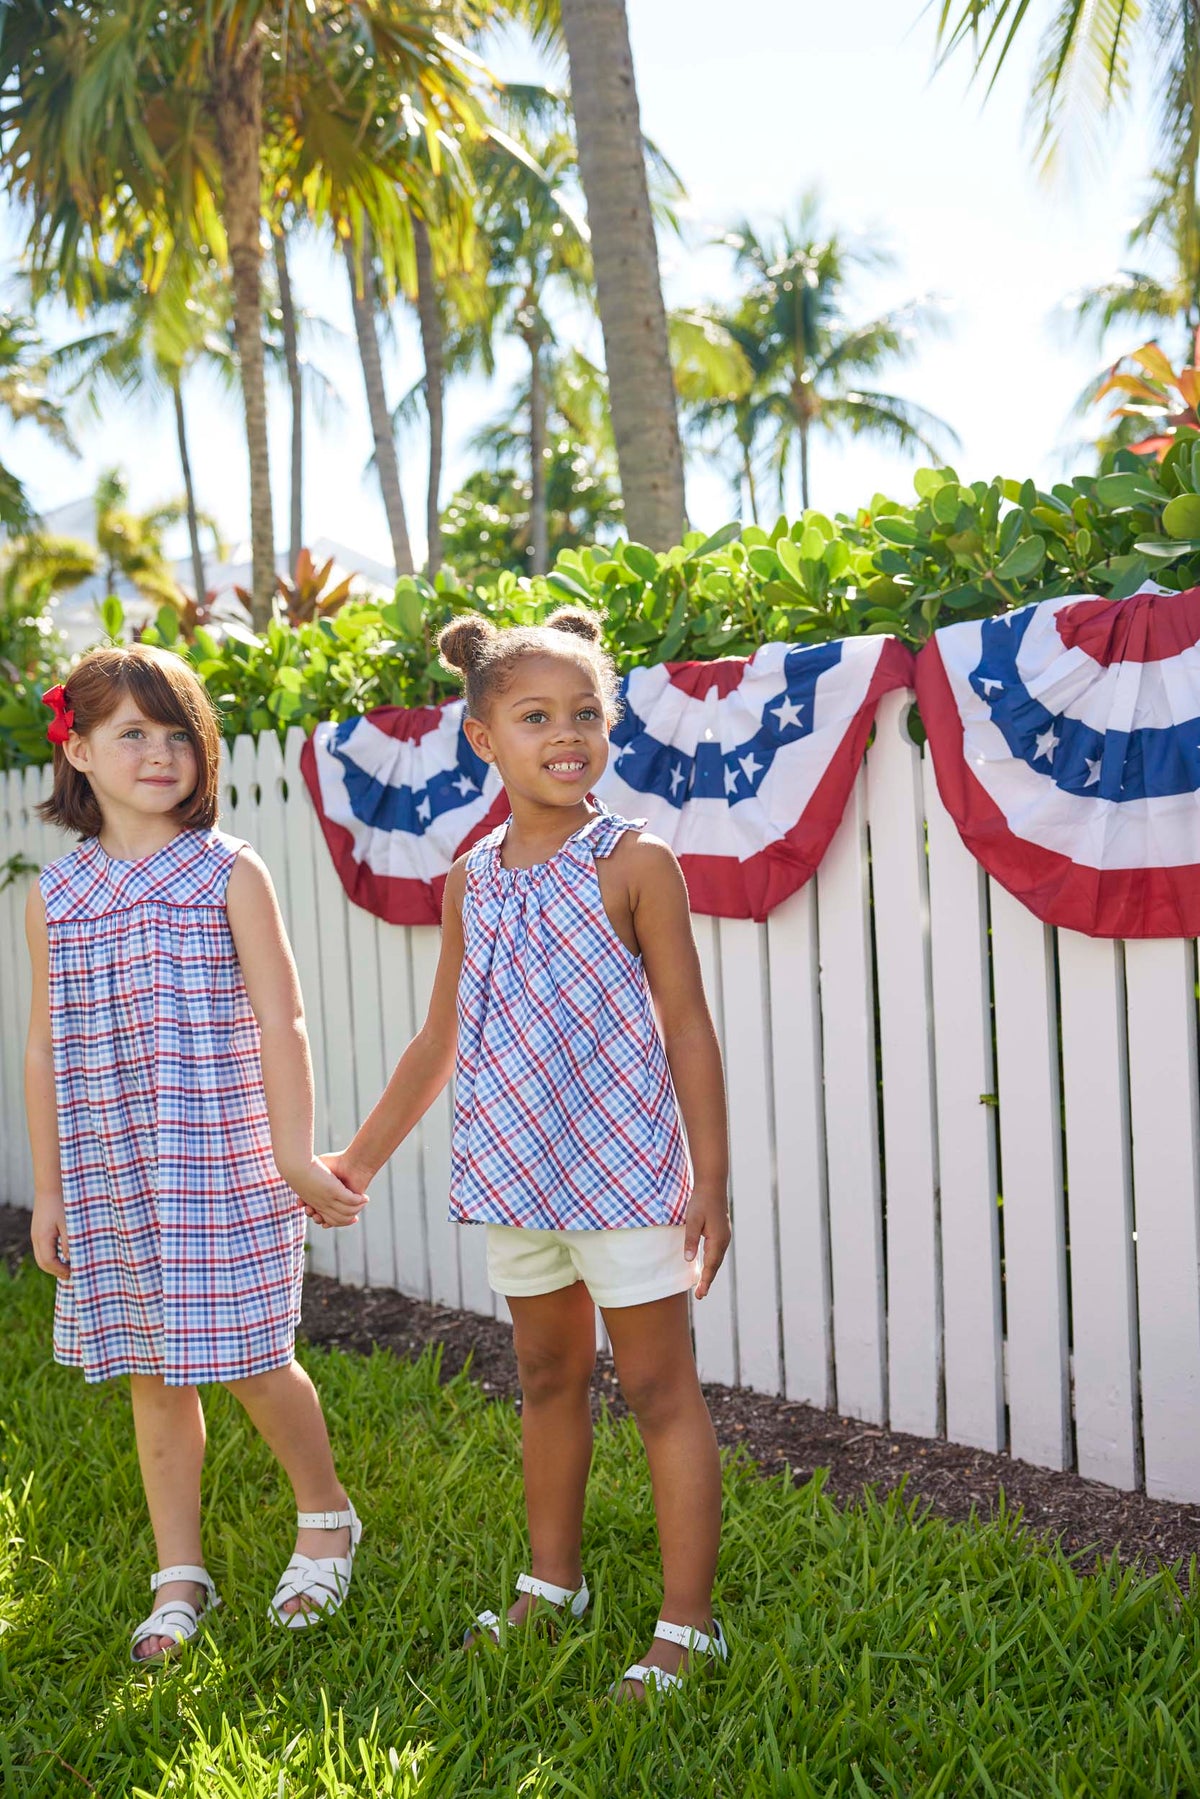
[287,1158,369,1230]
[683,1187,731,1301]
[31,1193,70,1281]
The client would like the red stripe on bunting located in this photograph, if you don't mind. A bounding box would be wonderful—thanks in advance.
[677,636,916,921]
[299,733,508,925]
[915,633,1200,937]
[1055,584,1200,666]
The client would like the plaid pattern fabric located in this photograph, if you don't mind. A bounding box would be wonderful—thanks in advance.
[41,830,305,1385]
[449,808,692,1231]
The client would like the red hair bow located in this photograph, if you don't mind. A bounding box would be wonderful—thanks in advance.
[42,684,75,744]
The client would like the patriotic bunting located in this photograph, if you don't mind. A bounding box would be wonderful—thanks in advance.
[300,635,913,924]
[917,583,1200,937]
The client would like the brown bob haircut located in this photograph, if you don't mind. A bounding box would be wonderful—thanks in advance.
[37,645,222,837]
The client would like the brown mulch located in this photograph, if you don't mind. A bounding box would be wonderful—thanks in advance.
[5,1204,1199,1576]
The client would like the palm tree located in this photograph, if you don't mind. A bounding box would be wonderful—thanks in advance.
[34,247,232,609]
[556,0,686,550]
[720,201,958,511]
[0,313,76,531]
[0,1,488,623]
[934,2,1200,195]
[92,469,188,607]
[1068,175,1200,371]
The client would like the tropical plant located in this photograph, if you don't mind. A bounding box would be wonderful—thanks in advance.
[91,469,190,609]
[274,548,356,625]
[718,198,958,511]
[442,352,624,581]
[0,312,76,530]
[1093,338,1200,460]
[0,1,490,623]
[934,1,1200,199]
[557,0,686,550]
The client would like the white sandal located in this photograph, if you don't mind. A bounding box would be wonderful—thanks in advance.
[468,1571,590,1645]
[267,1501,363,1629]
[615,1617,729,1696]
[130,1564,220,1664]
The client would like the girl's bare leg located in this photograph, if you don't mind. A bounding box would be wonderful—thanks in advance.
[495,1281,597,1629]
[602,1293,722,1691]
[225,1359,350,1618]
[128,1374,208,1658]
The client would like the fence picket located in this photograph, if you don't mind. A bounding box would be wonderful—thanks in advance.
[989,881,1070,1470]
[867,695,941,1438]
[1125,939,1200,1502]
[1058,932,1139,1489]
[766,883,832,1408]
[281,729,336,1278]
[923,764,1003,1452]
[816,769,886,1422]
[410,925,460,1309]
[375,925,429,1299]
[719,916,780,1395]
[690,913,737,1387]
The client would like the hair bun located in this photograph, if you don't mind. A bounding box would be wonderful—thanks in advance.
[438,613,496,674]
[545,606,604,645]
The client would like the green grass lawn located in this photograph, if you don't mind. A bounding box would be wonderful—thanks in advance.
[2,1261,1200,1799]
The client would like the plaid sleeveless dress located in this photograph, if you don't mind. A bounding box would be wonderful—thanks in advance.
[41,829,305,1385]
[449,806,692,1230]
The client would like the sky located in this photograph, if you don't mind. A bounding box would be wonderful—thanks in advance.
[0,0,1167,571]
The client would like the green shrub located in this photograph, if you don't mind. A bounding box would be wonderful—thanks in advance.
[6,448,1199,768]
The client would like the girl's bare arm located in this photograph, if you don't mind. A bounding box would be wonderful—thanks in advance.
[325,858,467,1192]
[226,849,366,1228]
[24,884,70,1280]
[626,836,731,1299]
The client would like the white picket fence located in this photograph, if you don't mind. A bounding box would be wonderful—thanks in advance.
[3,696,1200,1502]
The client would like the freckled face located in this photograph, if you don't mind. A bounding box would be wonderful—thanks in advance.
[66,698,198,817]
[466,653,610,804]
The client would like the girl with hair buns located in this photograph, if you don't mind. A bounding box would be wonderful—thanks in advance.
[25,645,368,1663]
[324,607,732,1699]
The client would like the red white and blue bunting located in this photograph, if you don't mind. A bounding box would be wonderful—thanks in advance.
[300,635,913,924]
[917,583,1200,937]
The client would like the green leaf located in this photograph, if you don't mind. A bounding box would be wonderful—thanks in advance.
[1095,472,1163,510]
[873,517,920,547]
[222,620,262,650]
[931,486,961,527]
[154,605,180,645]
[1162,494,1200,540]
[913,467,951,498]
[774,537,805,585]
[621,543,660,582]
[545,571,594,604]
[995,536,1046,581]
[747,547,779,580]
[385,585,425,638]
[1135,537,1200,559]
[684,522,741,560]
[799,524,826,560]
[99,595,124,641]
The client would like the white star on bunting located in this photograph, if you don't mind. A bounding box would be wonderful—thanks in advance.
[1084,758,1101,788]
[723,765,739,796]
[770,695,804,731]
[417,795,432,823]
[1034,727,1059,763]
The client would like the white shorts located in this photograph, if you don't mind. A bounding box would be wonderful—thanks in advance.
[484,1224,698,1310]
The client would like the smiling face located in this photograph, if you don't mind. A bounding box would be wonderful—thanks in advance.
[64,697,199,826]
[463,650,611,810]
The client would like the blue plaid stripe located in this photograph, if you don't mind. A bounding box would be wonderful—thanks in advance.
[43,830,305,1386]
[449,808,692,1232]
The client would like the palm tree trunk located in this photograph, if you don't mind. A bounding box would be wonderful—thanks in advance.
[272,229,303,577]
[172,381,207,607]
[344,232,414,578]
[528,334,549,576]
[558,0,685,550]
[413,217,444,577]
[799,417,810,512]
[741,431,759,524]
[209,31,275,630]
